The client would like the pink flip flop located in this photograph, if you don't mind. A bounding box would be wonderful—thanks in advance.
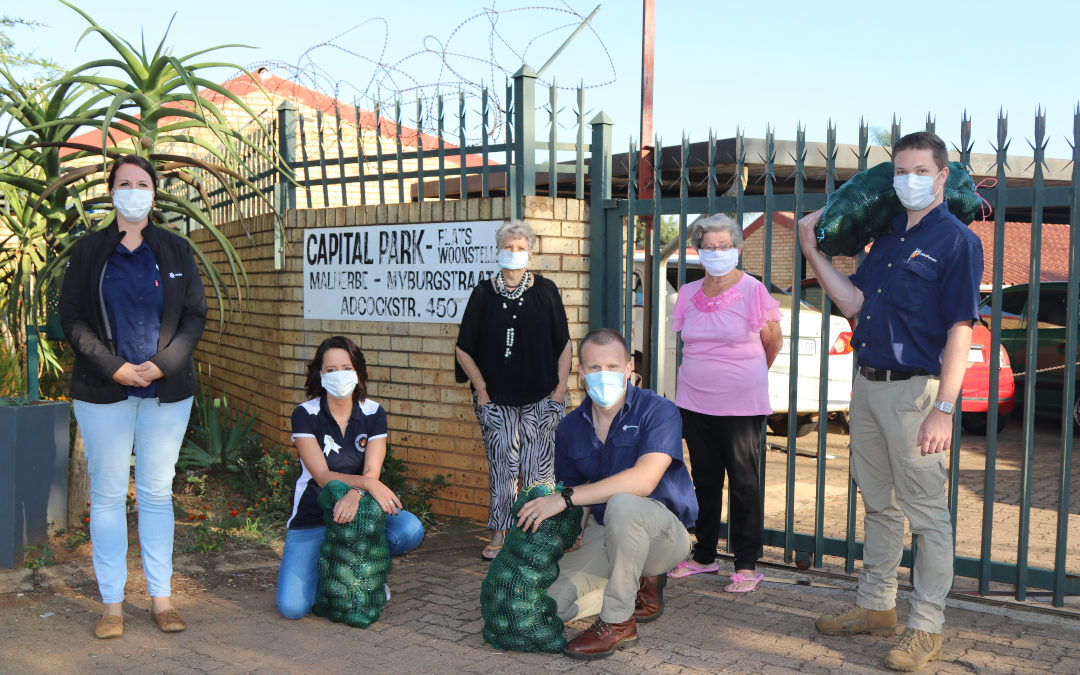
[667,560,720,578]
[724,571,764,593]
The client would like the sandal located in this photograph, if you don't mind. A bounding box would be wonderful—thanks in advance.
[481,530,506,561]
[667,560,720,578]
[724,571,764,593]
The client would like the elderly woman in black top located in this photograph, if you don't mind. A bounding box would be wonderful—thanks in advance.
[455,219,571,559]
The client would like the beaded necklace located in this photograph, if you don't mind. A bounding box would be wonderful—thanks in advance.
[494,269,531,359]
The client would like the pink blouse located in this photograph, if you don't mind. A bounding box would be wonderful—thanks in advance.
[672,273,782,416]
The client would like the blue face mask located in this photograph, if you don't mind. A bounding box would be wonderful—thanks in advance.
[584,370,626,409]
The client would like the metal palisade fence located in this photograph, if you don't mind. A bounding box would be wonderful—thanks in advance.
[588,109,1080,608]
[173,70,1078,608]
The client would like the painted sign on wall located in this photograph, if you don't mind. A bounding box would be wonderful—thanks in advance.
[302,221,499,322]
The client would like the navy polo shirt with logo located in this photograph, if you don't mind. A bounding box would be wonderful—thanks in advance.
[849,201,983,375]
[287,394,388,529]
[555,384,698,528]
[102,241,163,398]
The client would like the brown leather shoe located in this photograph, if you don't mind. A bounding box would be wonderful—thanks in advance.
[563,616,638,659]
[632,574,666,623]
[151,608,186,633]
[94,613,123,639]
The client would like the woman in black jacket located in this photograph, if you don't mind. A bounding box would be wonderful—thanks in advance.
[60,155,206,639]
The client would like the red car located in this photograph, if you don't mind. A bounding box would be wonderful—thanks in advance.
[960,324,1016,434]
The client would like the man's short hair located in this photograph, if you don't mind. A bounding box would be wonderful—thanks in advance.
[578,328,630,363]
[893,131,948,172]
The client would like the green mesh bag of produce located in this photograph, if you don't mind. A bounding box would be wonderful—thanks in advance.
[815,161,983,257]
[311,480,391,628]
[481,483,583,653]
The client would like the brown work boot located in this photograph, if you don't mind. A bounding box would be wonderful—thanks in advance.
[632,574,666,623]
[884,628,943,671]
[563,616,638,659]
[815,604,898,636]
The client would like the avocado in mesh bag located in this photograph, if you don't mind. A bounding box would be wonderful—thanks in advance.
[815,161,982,257]
[481,483,583,653]
[311,480,391,628]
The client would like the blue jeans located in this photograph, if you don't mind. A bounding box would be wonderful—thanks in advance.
[276,510,425,619]
[74,397,193,603]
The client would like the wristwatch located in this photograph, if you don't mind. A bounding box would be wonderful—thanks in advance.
[933,400,955,415]
[561,487,575,509]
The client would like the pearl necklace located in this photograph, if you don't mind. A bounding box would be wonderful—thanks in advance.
[494,270,530,359]
[494,269,530,300]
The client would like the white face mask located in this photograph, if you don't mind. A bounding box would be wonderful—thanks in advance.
[698,248,739,277]
[893,171,942,211]
[321,370,358,399]
[497,249,529,270]
[113,189,154,222]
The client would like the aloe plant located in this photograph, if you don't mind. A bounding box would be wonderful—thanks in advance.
[0,2,287,392]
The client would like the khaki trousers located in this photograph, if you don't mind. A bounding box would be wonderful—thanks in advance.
[549,493,691,624]
[850,373,953,634]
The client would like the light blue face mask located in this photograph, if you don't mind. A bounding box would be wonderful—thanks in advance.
[496,249,529,270]
[583,370,626,409]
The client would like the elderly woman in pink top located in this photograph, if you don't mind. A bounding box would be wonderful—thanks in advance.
[667,214,783,593]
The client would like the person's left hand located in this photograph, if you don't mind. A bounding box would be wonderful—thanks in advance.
[515,494,566,533]
[134,361,164,382]
[917,408,953,455]
[365,479,402,516]
[332,488,361,524]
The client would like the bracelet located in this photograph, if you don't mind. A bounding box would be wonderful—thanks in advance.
[353,487,364,498]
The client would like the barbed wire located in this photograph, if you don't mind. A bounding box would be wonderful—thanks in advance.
[248,1,615,143]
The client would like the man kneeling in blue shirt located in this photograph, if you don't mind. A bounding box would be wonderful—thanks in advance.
[515,328,697,659]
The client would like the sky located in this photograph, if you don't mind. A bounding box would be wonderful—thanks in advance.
[9,0,1080,159]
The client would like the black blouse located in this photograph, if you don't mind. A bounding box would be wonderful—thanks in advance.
[455,274,570,406]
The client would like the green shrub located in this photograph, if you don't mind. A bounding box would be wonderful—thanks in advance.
[179,370,260,472]
[379,445,449,528]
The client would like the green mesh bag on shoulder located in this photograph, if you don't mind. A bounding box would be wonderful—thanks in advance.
[311,480,391,628]
[815,161,983,257]
[481,483,583,653]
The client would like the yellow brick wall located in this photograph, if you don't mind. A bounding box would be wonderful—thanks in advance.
[190,195,590,523]
[742,224,858,288]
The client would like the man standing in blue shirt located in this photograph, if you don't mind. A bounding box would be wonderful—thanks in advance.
[798,132,984,672]
[516,328,697,660]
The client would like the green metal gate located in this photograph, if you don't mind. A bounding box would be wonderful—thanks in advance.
[588,111,1080,608]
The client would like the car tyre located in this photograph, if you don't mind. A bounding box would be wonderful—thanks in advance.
[767,414,818,437]
[960,409,1010,436]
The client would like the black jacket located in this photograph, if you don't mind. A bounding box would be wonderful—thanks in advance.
[60,222,207,403]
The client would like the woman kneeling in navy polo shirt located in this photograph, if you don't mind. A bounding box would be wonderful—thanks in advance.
[276,335,425,619]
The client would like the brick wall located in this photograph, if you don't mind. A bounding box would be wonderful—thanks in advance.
[742,216,858,289]
[190,195,590,522]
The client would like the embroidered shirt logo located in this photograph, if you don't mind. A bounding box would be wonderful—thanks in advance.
[354,434,368,453]
[621,424,639,432]
[910,248,938,263]
[322,434,342,457]
[168,272,183,278]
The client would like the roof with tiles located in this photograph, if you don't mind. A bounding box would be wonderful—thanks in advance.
[742,213,1073,286]
[64,68,478,165]
[967,220,1073,285]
